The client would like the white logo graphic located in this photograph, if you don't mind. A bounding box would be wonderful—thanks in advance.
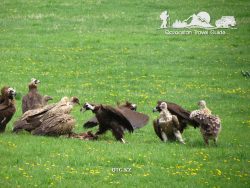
[160,10,236,29]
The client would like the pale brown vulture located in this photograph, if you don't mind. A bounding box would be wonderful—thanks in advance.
[22,78,43,113]
[0,86,16,133]
[190,102,221,146]
[81,103,140,143]
[31,97,79,137]
[83,101,148,130]
[153,101,200,133]
[153,102,185,144]
[13,97,79,136]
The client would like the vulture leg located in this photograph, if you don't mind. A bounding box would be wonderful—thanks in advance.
[213,138,218,146]
[203,137,209,146]
[161,131,168,142]
[0,123,7,133]
[173,129,185,144]
[95,125,108,136]
[110,122,125,143]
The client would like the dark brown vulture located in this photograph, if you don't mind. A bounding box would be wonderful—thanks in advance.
[13,97,79,135]
[153,100,200,133]
[22,78,43,114]
[81,103,136,143]
[0,87,16,133]
[153,102,185,144]
[83,101,148,130]
[190,104,221,146]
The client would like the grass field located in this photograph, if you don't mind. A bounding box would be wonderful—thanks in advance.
[0,0,250,187]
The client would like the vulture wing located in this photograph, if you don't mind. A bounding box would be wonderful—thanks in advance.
[153,119,163,141]
[164,101,200,128]
[0,103,9,111]
[13,104,56,133]
[102,106,134,133]
[32,113,75,136]
[118,108,149,129]
[83,116,99,128]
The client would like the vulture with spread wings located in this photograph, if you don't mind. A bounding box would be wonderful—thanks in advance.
[81,103,149,143]
[83,101,148,130]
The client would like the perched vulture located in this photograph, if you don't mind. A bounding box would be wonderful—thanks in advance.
[22,78,43,113]
[153,101,200,133]
[83,101,148,130]
[190,102,221,146]
[0,87,16,133]
[81,103,136,143]
[153,102,185,144]
[13,97,79,135]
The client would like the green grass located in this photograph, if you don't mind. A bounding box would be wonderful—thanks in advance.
[0,0,250,187]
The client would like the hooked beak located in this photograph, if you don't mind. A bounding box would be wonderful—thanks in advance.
[152,107,158,113]
[80,107,86,113]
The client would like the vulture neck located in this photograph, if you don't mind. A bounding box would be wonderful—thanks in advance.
[1,96,12,106]
[29,84,38,92]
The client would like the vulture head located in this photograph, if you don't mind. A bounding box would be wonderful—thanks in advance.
[153,101,166,112]
[7,87,16,100]
[198,100,206,109]
[29,78,40,89]
[80,102,97,112]
[118,101,137,111]
[68,97,80,106]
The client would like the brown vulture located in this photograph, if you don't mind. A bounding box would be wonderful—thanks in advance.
[83,101,148,130]
[190,102,221,146]
[152,102,185,144]
[0,87,16,133]
[22,78,43,114]
[81,103,139,143]
[13,97,79,135]
[31,97,79,136]
[153,100,200,133]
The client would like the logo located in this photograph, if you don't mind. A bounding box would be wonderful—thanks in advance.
[160,10,236,35]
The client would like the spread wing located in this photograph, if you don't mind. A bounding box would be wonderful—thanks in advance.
[153,119,163,141]
[83,116,99,128]
[118,108,149,129]
[102,106,134,133]
[163,101,200,128]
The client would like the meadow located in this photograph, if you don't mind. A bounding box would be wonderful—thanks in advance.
[0,0,249,187]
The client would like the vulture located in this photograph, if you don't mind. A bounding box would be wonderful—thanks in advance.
[153,100,200,133]
[0,86,16,133]
[22,78,43,113]
[13,97,79,135]
[190,101,221,146]
[31,97,79,136]
[83,101,148,130]
[81,103,136,143]
[152,102,185,144]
